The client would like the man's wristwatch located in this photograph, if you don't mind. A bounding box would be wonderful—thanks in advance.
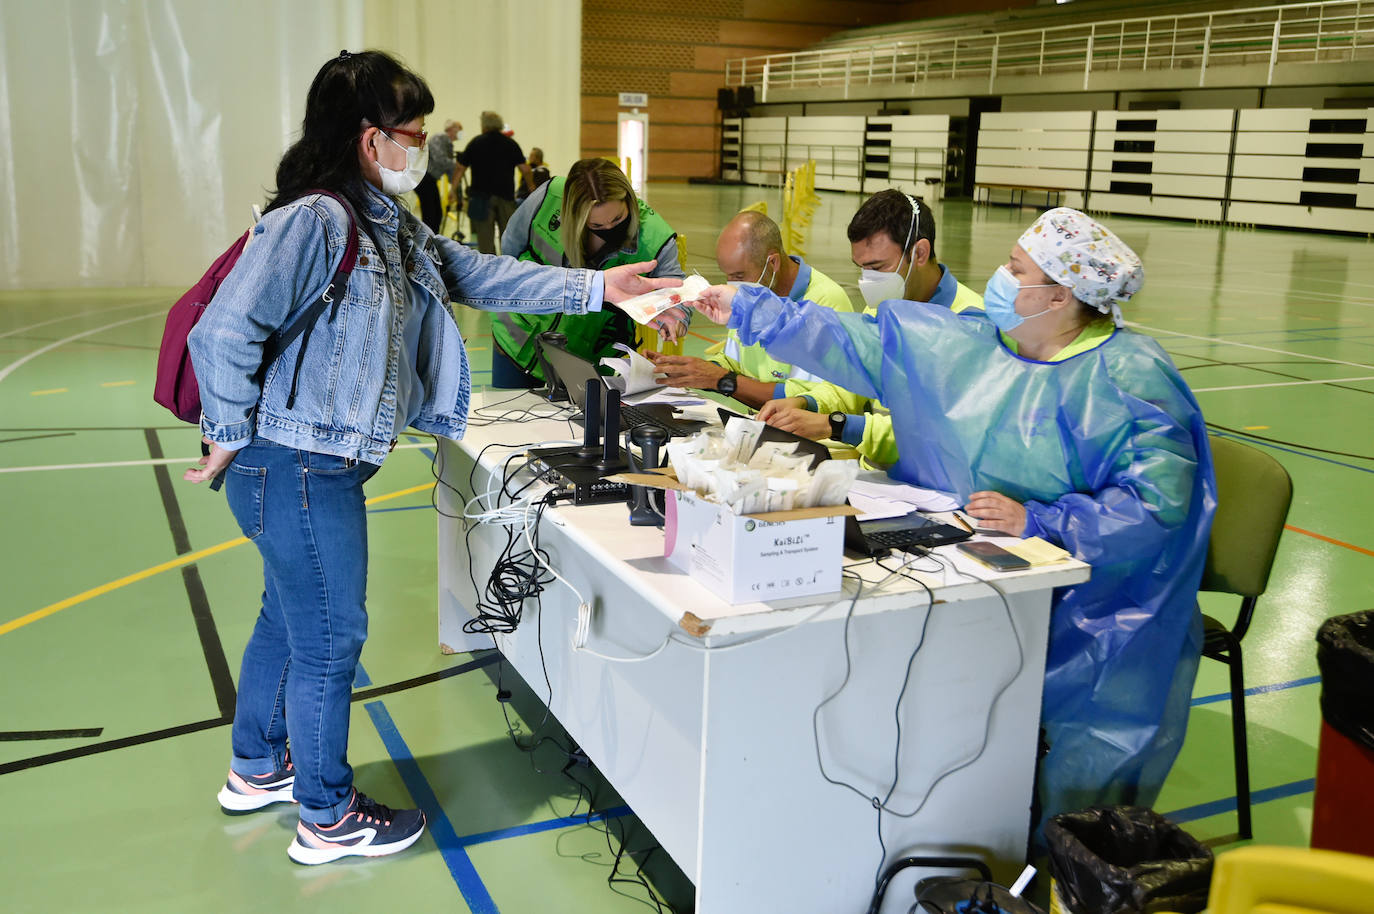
[828,411,847,441]
[715,370,738,397]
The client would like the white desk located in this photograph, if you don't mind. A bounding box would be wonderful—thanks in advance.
[436,391,1090,914]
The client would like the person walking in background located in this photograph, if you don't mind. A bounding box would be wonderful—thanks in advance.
[416,119,461,232]
[453,110,531,253]
[516,147,551,206]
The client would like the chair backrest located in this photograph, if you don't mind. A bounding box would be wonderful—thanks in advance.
[1209,845,1374,914]
[1200,435,1293,600]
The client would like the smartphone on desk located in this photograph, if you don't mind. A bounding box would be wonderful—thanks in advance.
[956,540,1031,572]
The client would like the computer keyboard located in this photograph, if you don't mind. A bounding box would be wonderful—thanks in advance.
[619,404,701,438]
[865,529,930,550]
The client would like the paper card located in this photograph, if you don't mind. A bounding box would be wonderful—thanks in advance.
[616,274,711,325]
[1001,536,1072,566]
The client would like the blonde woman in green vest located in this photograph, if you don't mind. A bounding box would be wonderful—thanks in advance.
[494,158,686,387]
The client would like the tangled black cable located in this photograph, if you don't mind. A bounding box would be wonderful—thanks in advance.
[814,560,1026,897]
[462,487,558,636]
[557,745,682,914]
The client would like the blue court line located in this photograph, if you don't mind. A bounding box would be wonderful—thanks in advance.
[364,696,500,914]
[404,433,436,461]
[367,503,434,514]
[1192,674,1321,707]
[1210,429,1374,477]
[458,805,634,847]
[1164,777,1316,824]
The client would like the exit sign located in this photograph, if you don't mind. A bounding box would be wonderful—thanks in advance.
[618,92,649,107]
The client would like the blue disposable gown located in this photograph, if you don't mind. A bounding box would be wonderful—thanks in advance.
[729,286,1217,827]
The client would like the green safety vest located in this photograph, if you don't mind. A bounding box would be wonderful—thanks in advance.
[493,177,678,379]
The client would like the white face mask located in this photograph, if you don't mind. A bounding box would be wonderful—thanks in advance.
[454,130,465,144]
[377,130,429,196]
[726,256,776,291]
[857,265,909,307]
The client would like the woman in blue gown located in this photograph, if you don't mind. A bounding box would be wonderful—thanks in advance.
[693,208,1217,834]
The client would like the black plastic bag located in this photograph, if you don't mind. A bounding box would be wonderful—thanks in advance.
[1045,806,1212,914]
[1316,610,1374,751]
[911,877,1046,914]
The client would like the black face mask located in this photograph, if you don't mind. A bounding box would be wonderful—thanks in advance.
[588,216,630,250]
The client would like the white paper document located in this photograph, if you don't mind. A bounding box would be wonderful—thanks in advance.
[599,343,663,396]
[622,386,705,407]
[848,491,918,522]
[849,474,961,514]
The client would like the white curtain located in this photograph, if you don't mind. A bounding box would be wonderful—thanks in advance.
[0,0,580,290]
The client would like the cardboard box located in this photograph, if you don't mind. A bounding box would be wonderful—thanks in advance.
[662,489,847,604]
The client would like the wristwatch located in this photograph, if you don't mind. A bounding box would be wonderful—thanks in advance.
[828,411,847,441]
[715,370,738,397]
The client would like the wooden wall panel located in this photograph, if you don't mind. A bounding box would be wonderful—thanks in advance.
[581,0,916,180]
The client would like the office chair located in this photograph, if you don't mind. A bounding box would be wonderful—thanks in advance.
[1198,434,1293,840]
[1208,845,1374,914]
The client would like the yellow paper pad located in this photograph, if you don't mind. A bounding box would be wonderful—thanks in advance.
[1001,536,1072,566]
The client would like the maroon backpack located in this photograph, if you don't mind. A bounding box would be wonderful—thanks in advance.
[154,190,359,423]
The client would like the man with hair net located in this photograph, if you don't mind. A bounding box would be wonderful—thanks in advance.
[691,207,1217,836]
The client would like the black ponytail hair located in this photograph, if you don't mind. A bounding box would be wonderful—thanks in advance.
[265,50,435,218]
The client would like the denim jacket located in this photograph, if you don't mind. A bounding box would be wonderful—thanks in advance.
[188,185,601,464]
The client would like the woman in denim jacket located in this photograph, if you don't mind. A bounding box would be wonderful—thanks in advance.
[184,51,675,866]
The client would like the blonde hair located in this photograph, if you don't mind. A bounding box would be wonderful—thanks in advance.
[560,158,640,269]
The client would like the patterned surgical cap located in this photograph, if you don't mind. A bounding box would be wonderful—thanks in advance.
[1019,207,1143,326]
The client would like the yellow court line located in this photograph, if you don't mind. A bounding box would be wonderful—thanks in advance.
[101,380,136,388]
[0,481,435,638]
[31,388,68,396]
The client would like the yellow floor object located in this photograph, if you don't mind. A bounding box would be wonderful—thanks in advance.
[1209,845,1374,914]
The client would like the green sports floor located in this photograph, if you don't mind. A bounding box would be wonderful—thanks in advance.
[2,185,1371,912]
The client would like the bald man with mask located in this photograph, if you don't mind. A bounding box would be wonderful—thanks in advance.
[646,211,855,408]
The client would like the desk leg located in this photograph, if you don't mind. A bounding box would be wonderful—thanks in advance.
[691,589,1050,913]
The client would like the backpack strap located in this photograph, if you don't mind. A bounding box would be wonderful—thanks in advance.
[259,190,360,409]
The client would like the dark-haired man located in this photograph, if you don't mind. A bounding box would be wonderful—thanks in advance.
[759,190,981,466]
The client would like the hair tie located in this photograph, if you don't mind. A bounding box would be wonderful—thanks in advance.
[338,50,352,60]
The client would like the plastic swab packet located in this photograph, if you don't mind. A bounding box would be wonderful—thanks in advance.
[616,274,710,325]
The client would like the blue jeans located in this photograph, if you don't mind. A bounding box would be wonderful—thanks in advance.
[224,439,379,824]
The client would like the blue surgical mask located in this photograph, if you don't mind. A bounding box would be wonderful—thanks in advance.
[982,266,1057,332]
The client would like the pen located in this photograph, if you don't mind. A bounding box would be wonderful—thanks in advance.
[952,511,974,534]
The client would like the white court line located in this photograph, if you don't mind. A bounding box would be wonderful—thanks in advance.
[0,442,431,474]
[0,311,165,384]
[0,298,170,340]
[1130,322,1374,371]
[1192,375,1374,393]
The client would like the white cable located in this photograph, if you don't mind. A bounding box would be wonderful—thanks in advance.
[574,635,674,663]
[521,494,589,622]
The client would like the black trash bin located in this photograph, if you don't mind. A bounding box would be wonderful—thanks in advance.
[1312,610,1374,856]
[1045,806,1212,914]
